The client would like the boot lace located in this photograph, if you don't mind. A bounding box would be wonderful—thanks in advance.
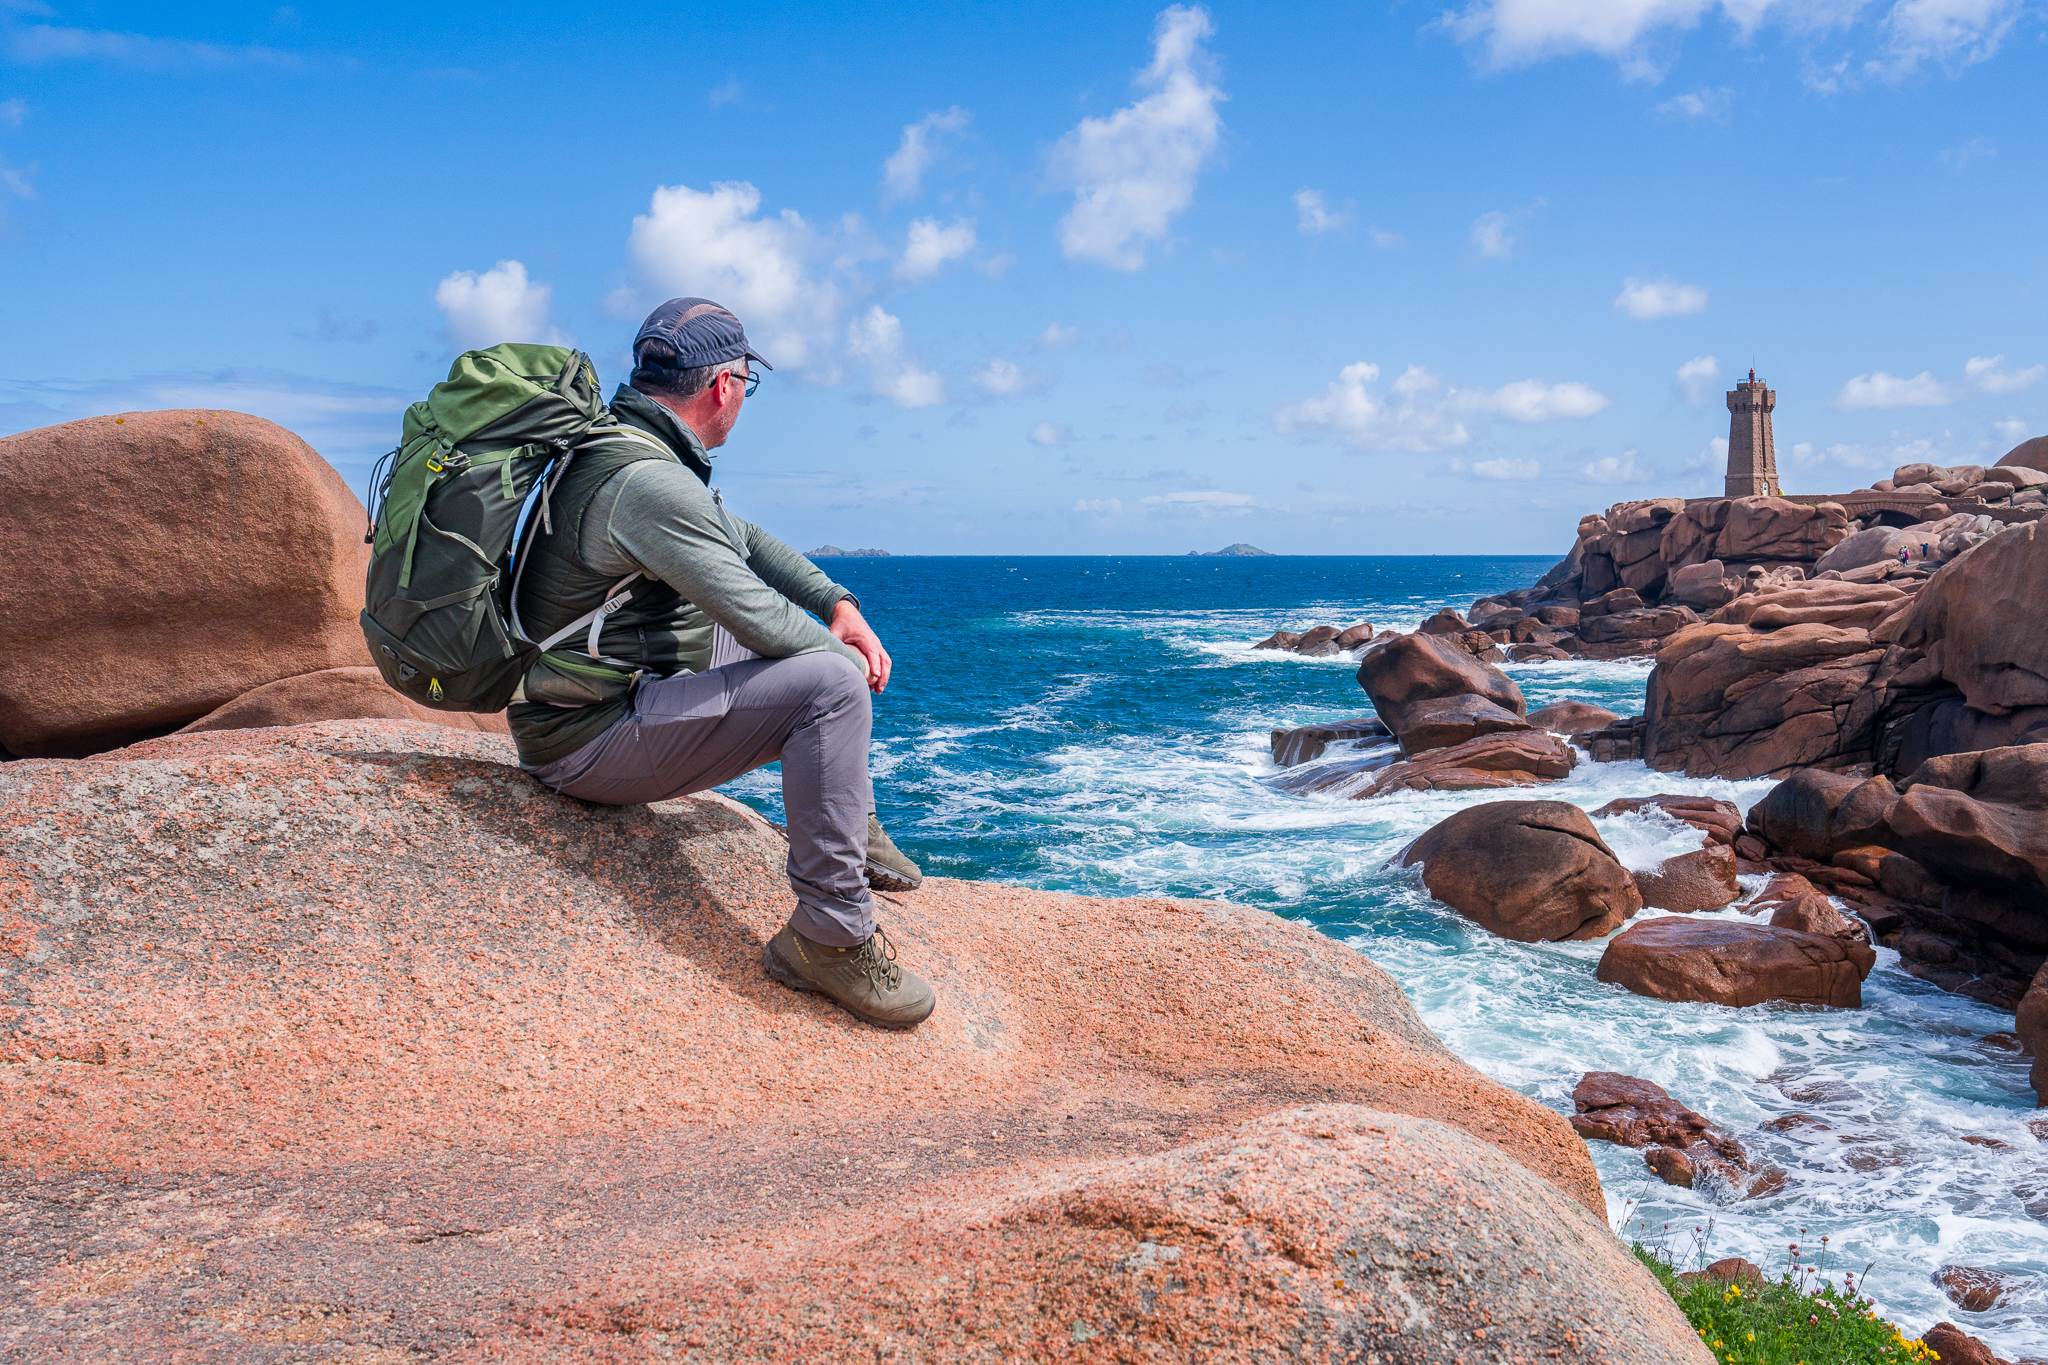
[854,929,904,991]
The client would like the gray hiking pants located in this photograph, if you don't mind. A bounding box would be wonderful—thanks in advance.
[528,651,875,946]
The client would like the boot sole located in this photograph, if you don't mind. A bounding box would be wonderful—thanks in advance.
[865,859,924,893]
[762,938,930,1031]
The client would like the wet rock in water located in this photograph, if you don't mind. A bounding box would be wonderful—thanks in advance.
[1291,624,1344,656]
[1748,871,1825,915]
[0,410,377,758]
[1922,1320,2015,1365]
[1355,730,1579,799]
[1509,642,1574,662]
[1569,1072,1768,1197]
[1391,693,1535,757]
[2020,963,2048,1106]
[1597,918,1876,1008]
[1632,843,1742,913]
[1937,1266,2026,1314]
[1529,700,1623,737]
[1744,768,1897,861]
[1418,606,1471,635]
[1768,894,1868,944]
[1354,632,1526,736]
[1267,749,1403,795]
[1252,630,1302,650]
[1268,716,1390,768]
[177,666,510,737]
[1583,715,1649,763]
[1333,622,1376,649]
[1398,801,1641,942]
[1593,793,1743,846]
[1760,1114,1831,1134]
[1644,1145,1696,1186]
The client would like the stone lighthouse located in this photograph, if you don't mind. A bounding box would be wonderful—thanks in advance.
[1724,368,1780,497]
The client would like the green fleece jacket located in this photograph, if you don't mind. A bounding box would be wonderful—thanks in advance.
[507,386,860,766]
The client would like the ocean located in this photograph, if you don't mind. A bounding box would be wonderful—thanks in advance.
[724,555,2045,1355]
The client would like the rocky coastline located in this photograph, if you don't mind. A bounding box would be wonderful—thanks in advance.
[3,407,2041,1361]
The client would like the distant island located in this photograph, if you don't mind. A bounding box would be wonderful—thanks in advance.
[806,545,891,558]
[1188,543,1273,557]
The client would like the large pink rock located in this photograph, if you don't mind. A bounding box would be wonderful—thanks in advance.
[1645,624,1886,778]
[0,411,374,757]
[1354,632,1525,737]
[1662,497,1849,569]
[1997,434,2048,469]
[0,721,1684,1362]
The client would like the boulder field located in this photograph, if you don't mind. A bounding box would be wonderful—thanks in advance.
[0,411,507,759]
[0,720,1707,1363]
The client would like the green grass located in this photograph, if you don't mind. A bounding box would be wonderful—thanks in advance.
[1632,1244,1938,1365]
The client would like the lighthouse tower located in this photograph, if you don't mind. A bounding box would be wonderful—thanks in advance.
[1724,368,1780,497]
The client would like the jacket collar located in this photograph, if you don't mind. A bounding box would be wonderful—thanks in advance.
[611,384,715,485]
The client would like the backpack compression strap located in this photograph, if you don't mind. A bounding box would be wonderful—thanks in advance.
[509,424,676,668]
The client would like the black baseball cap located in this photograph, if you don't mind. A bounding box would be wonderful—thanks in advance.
[632,297,773,371]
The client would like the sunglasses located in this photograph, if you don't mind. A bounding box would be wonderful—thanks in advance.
[731,367,761,398]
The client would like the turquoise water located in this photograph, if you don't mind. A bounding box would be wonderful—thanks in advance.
[726,556,2045,1354]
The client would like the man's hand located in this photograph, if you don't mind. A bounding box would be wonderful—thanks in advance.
[829,598,892,693]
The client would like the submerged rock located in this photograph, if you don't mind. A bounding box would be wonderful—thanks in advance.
[1570,1072,1771,1197]
[1398,800,1641,942]
[1631,843,1741,913]
[1268,716,1389,767]
[1529,700,1623,737]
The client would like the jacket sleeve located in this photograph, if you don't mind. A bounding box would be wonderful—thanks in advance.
[730,517,855,620]
[597,462,863,667]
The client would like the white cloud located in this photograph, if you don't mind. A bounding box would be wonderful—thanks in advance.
[1274,361,1610,453]
[1049,5,1225,270]
[1657,86,1733,118]
[1793,435,1948,471]
[1687,435,1729,470]
[845,306,944,409]
[1294,188,1351,235]
[1451,457,1543,480]
[0,155,33,201]
[434,261,565,352]
[1873,0,2020,77]
[1580,450,1644,483]
[1835,370,1956,409]
[1835,357,2041,409]
[1074,498,1124,515]
[1938,137,1995,170]
[1964,354,2043,395]
[971,358,1055,398]
[1994,417,2027,445]
[896,216,976,281]
[1471,202,1542,260]
[625,180,843,374]
[1675,355,1721,403]
[1614,277,1708,319]
[0,98,24,129]
[1028,421,1072,447]
[1139,490,1264,513]
[1367,225,1404,248]
[6,23,300,69]
[1035,322,1082,353]
[882,107,970,200]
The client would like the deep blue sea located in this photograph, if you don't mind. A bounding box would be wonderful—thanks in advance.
[726,556,2044,1355]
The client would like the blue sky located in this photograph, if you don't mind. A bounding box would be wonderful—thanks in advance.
[0,0,2041,554]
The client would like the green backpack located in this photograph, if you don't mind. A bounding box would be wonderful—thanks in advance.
[360,344,665,713]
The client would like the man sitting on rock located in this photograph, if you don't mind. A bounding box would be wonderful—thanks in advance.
[508,297,934,1030]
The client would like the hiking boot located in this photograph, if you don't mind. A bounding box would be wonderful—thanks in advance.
[865,813,924,892]
[762,923,936,1030]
